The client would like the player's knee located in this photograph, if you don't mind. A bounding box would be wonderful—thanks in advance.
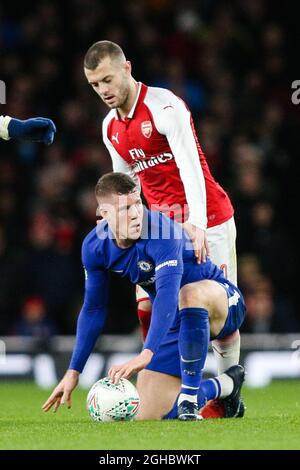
[179,283,210,309]
[215,329,240,345]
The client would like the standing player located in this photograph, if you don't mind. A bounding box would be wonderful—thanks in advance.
[0,115,56,144]
[42,173,246,420]
[83,41,240,417]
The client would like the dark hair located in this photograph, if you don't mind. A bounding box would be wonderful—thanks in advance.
[95,172,137,199]
[84,40,125,70]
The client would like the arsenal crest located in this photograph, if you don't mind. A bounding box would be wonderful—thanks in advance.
[141,120,152,138]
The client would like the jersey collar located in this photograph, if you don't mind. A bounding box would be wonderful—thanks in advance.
[114,82,145,120]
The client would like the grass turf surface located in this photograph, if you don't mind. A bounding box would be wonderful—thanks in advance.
[0,380,299,450]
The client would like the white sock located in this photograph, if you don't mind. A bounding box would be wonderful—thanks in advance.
[212,330,240,374]
[178,393,198,405]
[216,374,234,398]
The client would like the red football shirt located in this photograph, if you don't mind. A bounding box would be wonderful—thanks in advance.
[102,83,234,229]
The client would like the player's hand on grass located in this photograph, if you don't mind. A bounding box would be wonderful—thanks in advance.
[182,223,209,264]
[42,369,79,413]
[8,117,56,144]
[109,349,153,384]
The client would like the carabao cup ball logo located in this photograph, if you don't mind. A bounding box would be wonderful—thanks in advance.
[138,260,153,272]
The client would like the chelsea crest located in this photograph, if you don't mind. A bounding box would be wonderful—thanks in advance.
[137,260,153,272]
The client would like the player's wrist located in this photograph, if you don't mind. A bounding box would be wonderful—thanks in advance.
[67,368,80,377]
[141,348,154,360]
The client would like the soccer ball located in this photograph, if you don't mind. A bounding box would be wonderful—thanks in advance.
[86,377,140,422]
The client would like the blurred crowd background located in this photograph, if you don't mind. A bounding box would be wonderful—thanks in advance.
[0,0,299,338]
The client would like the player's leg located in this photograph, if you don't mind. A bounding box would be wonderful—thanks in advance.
[198,279,246,418]
[205,216,242,414]
[135,368,243,421]
[136,285,152,340]
[135,369,180,420]
[139,305,245,421]
[176,279,232,420]
[162,365,245,420]
[207,215,237,287]
[178,278,247,420]
[207,216,240,373]
[136,331,237,421]
[212,330,241,374]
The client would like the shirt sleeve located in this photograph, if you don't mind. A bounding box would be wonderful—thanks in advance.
[143,233,184,353]
[152,96,207,230]
[69,240,109,373]
[0,115,12,140]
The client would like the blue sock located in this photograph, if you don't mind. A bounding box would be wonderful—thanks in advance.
[197,378,221,408]
[162,378,220,420]
[179,308,209,402]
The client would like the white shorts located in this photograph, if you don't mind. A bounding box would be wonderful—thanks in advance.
[206,216,237,286]
[136,216,237,302]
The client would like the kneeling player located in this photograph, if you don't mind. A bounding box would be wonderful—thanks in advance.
[127,278,245,420]
[42,173,245,420]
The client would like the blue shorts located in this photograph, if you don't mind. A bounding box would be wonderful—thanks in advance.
[145,280,246,377]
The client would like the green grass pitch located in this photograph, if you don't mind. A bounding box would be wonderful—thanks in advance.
[0,380,299,450]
